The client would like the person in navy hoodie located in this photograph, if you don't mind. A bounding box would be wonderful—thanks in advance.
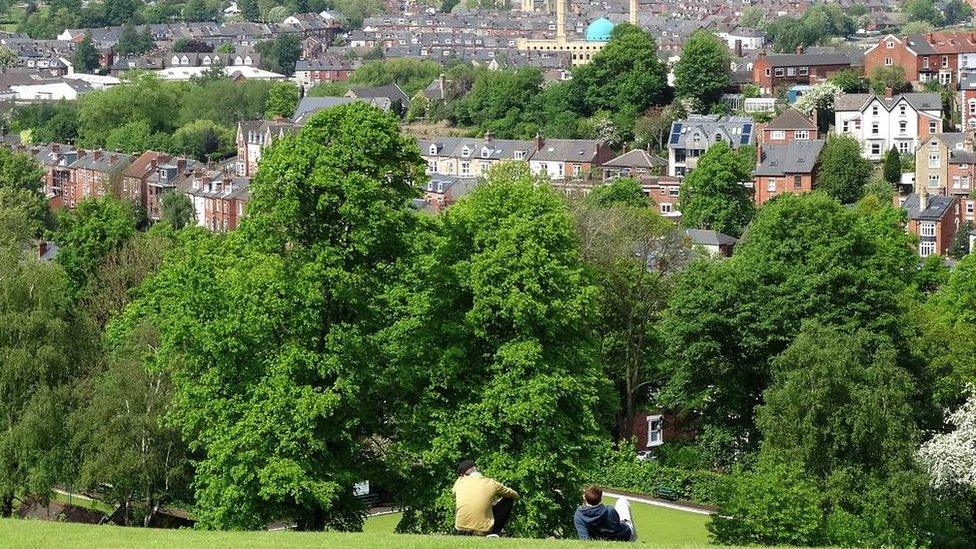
[573,486,637,542]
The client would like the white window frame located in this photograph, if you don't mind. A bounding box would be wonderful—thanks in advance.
[794,130,809,140]
[770,130,785,140]
[919,241,936,257]
[646,415,663,447]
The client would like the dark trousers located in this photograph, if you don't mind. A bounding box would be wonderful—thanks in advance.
[489,497,515,535]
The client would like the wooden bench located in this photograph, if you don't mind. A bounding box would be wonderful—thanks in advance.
[653,486,680,501]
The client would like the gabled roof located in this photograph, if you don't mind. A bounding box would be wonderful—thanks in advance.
[602,149,667,169]
[530,139,603,162]
[685,228,738,247]
[668,115,755,149]
[753,139,825,176]
[903,193,956,221]
[833,92,941,113]
[763,108,817,131]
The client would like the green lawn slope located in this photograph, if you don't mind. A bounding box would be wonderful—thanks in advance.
[1,497,712,548]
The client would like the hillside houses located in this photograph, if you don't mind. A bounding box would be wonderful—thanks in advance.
[666,115,756,177]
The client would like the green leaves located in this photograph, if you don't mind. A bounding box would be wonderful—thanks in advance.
[679,141,755,237]
[674,31,732,112]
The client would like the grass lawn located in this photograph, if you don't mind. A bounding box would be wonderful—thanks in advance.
[361,497,711,546]
[0,517,712,548]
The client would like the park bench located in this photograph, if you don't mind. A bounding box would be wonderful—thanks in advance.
[653,486,680,501]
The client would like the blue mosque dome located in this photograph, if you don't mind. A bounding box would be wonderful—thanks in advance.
[585,17,614,42]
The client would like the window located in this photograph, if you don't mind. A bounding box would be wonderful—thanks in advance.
[943,55,949,67]
[428,144,437,155]
[871,143,881,156]
[872,122,879,135]
[919,240,937,257]
[930,120,939,133]
[668,187,679,197]
[765,67,771,77]
[460,161,470,175]
[967,201,974,215]
[929,173,940,187]
[787,67,796,76]
[898,141,910,153]
[481,147,490,158]
[929,152,940,167]
[436,181,443,193]
[793,175,802,189]
[953,176,962,189]
[970,100,976,115]
[923,57,929,69]
[771,130,785,140]
[842,120,849,133]
[767,178,777,192]
[514,150,526,160]
[774,67,784,77]
[886,40,894,48]
[799,66,808,76]
[646,415,663,447]
[899,121,907,134]
[659,203,672,214]
[900,105,907,116]
[872,106,879,116]
[884,57,893,66]
[572,164,582,177]
[794,130,809,140]
[460,146,471,157]
[963,177,972,189]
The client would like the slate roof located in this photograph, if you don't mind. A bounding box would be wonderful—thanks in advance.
[685,228,738,247]
[903,193,956,221]
[291,96,391,124]
[753,139,826,176]
[531,138,603,162]
[834,92,942,113]
[760,52,857,67]
[668,115,755,150]
[419,136,533,160]
[602,149,668,169]
[763,108,817,131]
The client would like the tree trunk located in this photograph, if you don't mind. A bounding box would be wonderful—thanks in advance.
[1,491,14,517]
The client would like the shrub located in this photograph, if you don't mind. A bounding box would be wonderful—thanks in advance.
[590,448,728,506]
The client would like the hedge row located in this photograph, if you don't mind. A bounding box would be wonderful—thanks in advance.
[590,456,728,507]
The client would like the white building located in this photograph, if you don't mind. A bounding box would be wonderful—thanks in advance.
[834,91,943,160]
[666,115,756,177]
[154,65,286,81]
[718,27,765,52]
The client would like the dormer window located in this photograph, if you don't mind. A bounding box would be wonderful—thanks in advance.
[436,181,443,192]
[180,55,189,64]
[514,150,526,160]
[171,55,180,65]
[244,56,252,65]
[461,146,471,157]
[235,56,244,65]
[429,144,437,155]
[481,146,490,158]
[202,56,211,65]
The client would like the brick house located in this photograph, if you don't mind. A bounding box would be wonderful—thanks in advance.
[915,132,976,224]
[185,170,250,232]
[294,57,356,88]
[421,175,478,212]
[420,134,535,179]
[864,32,976,86]
[752,48,860,94]
[901,190,962,257]
[122,151,195,213]
[667,114,756,177]
[753,139,826,205]
[236,119,295,177]
[600,148,668,180]
[758,107,818,144]
[834,90,942,160]
[960,71,976,130]
[64,151,133,208]
[631,411,696,452]
[528,137,616,194]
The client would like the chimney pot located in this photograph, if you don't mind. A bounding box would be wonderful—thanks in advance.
[795,43,804,54]
[884,86,893,99]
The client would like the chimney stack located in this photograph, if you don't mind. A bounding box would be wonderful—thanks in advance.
[734,39,743,58]
[919,185,929,211]
[965,133,974,153]
[884,86,893,99]
[534,132,544,151]
[484,130,494,144]
[795,43,804,55]
[92,149,103,161]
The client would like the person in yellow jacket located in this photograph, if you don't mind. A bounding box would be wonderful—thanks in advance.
[452,459,519,537]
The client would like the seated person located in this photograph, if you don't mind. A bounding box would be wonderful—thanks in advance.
[452,459,519,537]
[573,486,637,542]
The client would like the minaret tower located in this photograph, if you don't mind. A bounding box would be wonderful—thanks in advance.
[522,0,534,12]
[630,0,638,25]
[556,0,566,43]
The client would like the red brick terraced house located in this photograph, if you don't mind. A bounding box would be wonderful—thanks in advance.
[864,32,976,86]
[752,47,861,95]
[753,139,826,205]
[900,189,963,257]
[65,151,134,208]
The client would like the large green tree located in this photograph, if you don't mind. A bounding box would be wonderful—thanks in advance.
[673,30,732,111]
[678,141,755,237]
[126,103,423,530]
[72,34,100,73]
[54,197,136,293]
[391,162,609,538]
[662,193,917,463]
[816,135,873,204]
[264,81,300,119]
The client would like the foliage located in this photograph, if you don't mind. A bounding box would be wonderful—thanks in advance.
[105,119,172,154]
[570,24,672,120]
[451,67,543,138]
[160,191,196,230]
[0,247,96,517]
[54,197,136,293]
[709,457,825,545]
[830,69,868,93]
[0,149,47,241]
[633,103,686,153]
[662,193,917,461]
[255,33,301,76]
[919,385,976,491]
[590,448,728,506]
[882,146,901,185]
[72,34,100,73]
[127,103,423,530]
[169,120,234,161]
[585,178,649,208]
[392,162,608,538]
[115,23,154,56]
[869,65,912,95]
[8,102,80,144]
[172,38,213,53]
[348,58,442,97]
[949,222,973,259]
[673,30,731,111]
[900,20,935,36]
[678,141,755,237]
[763,5,854,53]
[77,73,181,147]
[265,82,300,119]
[817,135,873,204]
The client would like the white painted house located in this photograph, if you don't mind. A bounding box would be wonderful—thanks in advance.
[834,91,943,160]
